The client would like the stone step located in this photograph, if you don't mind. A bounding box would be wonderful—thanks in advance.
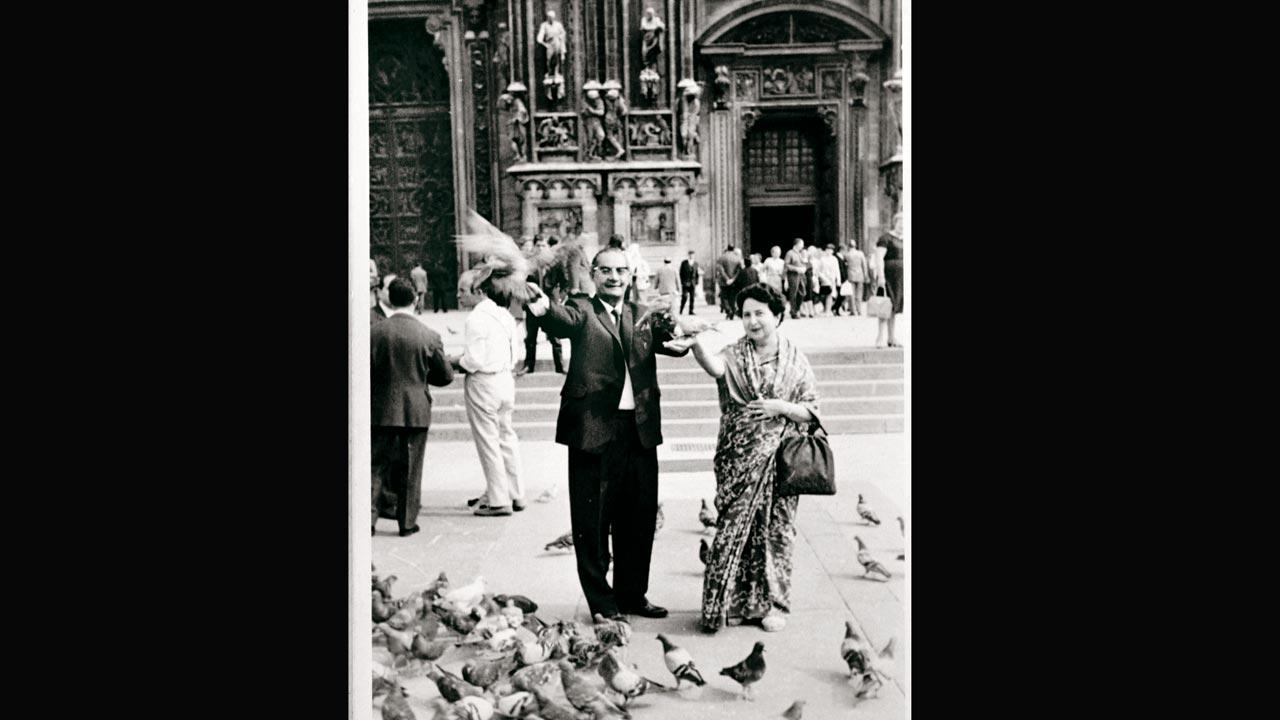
[428,414,903,442]
[430,396,903,425]
[432,379,904,404]
[513,346,903,374]
[497,362,903,388]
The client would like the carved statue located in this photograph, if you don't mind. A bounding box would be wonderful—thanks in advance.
[639,7,665,105]
[537,117,574,149]
[536,10,567,102]
[679,81,701,159]
[492,21,511,90]
[603,82,628,160]
[580,82,606,160]
[500,82,529,162]
[714,65,731,108]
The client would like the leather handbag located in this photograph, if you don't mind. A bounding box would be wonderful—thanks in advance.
[867,286,894,319]
[775,416,836,496]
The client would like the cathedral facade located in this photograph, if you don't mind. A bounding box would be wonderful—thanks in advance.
[368,0,902,305]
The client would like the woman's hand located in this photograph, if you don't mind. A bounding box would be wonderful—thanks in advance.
[744,398,789,421]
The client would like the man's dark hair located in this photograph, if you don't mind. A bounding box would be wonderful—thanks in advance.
[592,246,628,268]
[687,250,696,255]
[736,282,786,323]
[478,272,516,306]
[607,234,626,250]
[793,237,804,246]
[726,244,735,251]
[387,277,417,308]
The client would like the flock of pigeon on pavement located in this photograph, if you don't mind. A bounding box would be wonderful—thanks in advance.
[373,494,903,719]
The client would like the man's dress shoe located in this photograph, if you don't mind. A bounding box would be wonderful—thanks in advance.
[618,600,668,618]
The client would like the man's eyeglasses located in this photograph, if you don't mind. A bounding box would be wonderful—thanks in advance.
[593,266,630,276]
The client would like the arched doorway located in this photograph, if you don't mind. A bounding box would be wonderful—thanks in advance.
[742,112,837,257]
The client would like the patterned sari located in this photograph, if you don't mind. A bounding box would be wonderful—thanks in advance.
[700,334,820,630]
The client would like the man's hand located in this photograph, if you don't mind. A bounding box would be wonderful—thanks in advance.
[662,337,697,354]
[525,283,549,316]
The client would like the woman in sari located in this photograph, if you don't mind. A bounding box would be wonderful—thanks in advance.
[690,283,820,633]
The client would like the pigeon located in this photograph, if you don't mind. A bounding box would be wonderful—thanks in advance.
[510,661,560,692]
[531,687,589,720]
[544,532,574,552]
[495,691,537,717]
[387,605,418,632]
[841,621,872,676]
[493,594,539,614]
[377,623,418,666]
[856,494,881,525]
[656,634,706,688]
[854,536,892,581]
[535,486,558,503]
[698,498,718,533]
[447,326,459,335]
[567,633,602,668]
[443,576,488,609]
[454,694,495,720]
[373,592,397,623]
[416,612,441,640]
[439,607,482,636]
[598,648,666,705]
[380,679,416,720]
[463,654,519,689]
[410,634,451,662]
[699,538,710,565]
[425,663,486,703]
[593,613,631,648]
[854,638,896,698]
[654,502,665,533]
[897,516,905,536]
[517,635,552,666]
[422,572,451,604]
[720,641,767,700]
[558,660,631,718]
[374,574,398,602]
[782,700,806,720]
[499,599,525,629]
[373,661,396,698]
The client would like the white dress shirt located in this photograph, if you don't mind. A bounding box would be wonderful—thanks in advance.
[460,297,520,373]
[527,295,636,409]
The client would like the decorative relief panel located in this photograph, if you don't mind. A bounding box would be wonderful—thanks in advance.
[820,69,842,99]
[535,115,579,151]
[630,203,677,244]
[627,112,673,148]
[735,72,757,102]
[760,65,815,97]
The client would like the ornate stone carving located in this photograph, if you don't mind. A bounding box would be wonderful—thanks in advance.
[740,108,761,139]
[761,65,815,96]
[883,68,903,159]
[492,21,511,91]
[820,69,842,99]
[500,82,530,162]
[580,81,606,160]
[536,9,567,102]
[818,106,839,137]
[714,66,732,109]
[848,53,870,107]
[735,72,757,102]
[719,11,867,45]
[602,80,628,160]
[639,6,666,106]
[628,114,672,147]
[677,79,701,159]
[535,116,577,150]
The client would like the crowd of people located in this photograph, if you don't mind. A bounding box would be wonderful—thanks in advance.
[368,223,903,632]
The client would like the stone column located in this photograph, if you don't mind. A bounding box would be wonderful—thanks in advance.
[708,109,741,258]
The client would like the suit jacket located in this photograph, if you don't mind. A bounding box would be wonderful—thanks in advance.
[679,259,700,285]
[716,252,742,286]
[371,314,454,428]
[372,304,387,319]
[537,295,688,451]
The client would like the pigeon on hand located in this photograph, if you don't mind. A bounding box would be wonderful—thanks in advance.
[380,679,417,720]
[544,532,574,552]
[656,634,706,688]
[856,494,881,525]
[558,660,631,718]
[698,499,718,533]
[720,641,767,701]
[699,538,710,565]
[535,486,558,503]
[374,574,398,602]
[782,699,806,720]
[854,536,892,581]
[425,662,486,703]
[654,502,665,533]
[593,613,632,648]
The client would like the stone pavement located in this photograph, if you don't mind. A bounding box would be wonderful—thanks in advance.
[371,431,907,720]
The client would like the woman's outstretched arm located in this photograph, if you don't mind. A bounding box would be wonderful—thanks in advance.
[691,333,726,378]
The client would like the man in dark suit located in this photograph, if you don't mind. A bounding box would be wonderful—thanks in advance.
[716,245,743,319]
[371,277,454,537]
[524,247,707,620]
[372,273,396,319]
[678,250,700,314]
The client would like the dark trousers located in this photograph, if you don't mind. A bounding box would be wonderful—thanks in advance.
[524,312,564,371]
[372,426,429,532]
[679,283,697,314]
[719,282,737,318]
[431,287,448,312]
[785,271,804,317]
[568,411,659,617]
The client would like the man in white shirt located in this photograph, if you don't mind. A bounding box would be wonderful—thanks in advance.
[451,268,527,517]
[819,245,842,316]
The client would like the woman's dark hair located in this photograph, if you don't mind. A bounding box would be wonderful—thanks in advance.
[736,282,785,324]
